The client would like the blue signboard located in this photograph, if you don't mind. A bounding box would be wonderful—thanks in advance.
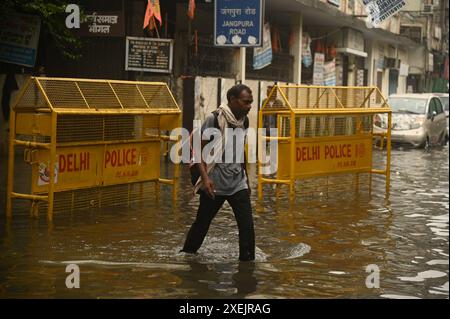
[214,0,263,47]
[0,13,41,67]
[253,23,272,69]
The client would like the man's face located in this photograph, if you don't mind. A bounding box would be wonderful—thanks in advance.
[231,90,253,119]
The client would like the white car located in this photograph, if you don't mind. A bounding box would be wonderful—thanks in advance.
[374,94,448,148]
[433,93,449,131]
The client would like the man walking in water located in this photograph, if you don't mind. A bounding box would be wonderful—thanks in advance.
[181,84,255,261]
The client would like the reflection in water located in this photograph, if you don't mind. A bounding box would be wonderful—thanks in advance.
[0,146,448,298]
[232,262,257,298]
[170,259,257,298]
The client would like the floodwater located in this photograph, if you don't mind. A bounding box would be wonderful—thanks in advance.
[0,146,448,299]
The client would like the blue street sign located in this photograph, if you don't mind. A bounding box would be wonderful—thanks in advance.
[0,13,41,67]
[214,0,263,47]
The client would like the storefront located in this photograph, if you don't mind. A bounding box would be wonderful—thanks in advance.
[335,28,367,86]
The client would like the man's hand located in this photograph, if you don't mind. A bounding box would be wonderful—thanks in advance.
[203,177,216,199]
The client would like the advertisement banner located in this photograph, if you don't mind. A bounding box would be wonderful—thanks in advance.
[313,53,325,85]
[361,0,406,26]
[323,59,336,86]
[302,32,312,68]
[253,22,272,70]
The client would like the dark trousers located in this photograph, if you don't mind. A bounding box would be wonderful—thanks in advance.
[182,189,255,261]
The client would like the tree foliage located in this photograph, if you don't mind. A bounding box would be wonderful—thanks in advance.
[1,0,83,60]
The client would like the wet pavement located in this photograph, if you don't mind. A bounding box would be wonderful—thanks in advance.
[0,145,448,299]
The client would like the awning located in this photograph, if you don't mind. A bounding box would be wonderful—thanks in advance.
[267,0,419,49]
[335,47,368,58]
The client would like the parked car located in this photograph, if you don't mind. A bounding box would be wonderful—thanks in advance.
[433,93,449,131]
[374,94,448,148]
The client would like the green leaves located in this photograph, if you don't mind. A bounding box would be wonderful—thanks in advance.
[3,0,84,60]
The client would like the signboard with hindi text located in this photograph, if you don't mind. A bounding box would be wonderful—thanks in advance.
[215,0,263,47]
[77,11,125,37]
[125,37,173,73]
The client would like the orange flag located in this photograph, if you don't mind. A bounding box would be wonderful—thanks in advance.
[143,0,162,29]
[271,27,281,53]
[187,0,196,20]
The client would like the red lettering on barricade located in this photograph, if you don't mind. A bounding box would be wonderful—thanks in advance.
[296,146,320,161]
[67,154,73,171]
[312,146,320,160]
[131,148,137,164]
[116,150,121,167]
[325,144,352,159]
[115,169,139,178]
[325,145,331,159]
[111,151,117,167]
[74,153,78,171]
[59,152,90,173]
[59,155,66,173]
[118,151,123,166]
[105,148,139,168]
[79,152,89,171]
[124,150,128,165]
[105,151,111,168]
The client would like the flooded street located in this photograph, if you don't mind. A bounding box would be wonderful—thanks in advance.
[0,146,448,299]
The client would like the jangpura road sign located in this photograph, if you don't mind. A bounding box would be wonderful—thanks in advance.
[214,0,263,47]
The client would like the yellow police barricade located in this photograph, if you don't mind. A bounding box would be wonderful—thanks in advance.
[258,85,391,201]
[7,77,181,220]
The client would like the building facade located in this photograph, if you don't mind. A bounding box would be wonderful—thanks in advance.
[1,0,449,151]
